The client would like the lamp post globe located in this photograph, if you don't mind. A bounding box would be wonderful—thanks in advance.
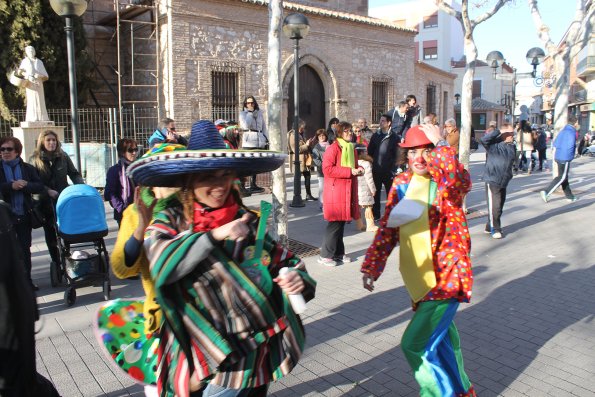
[486,50,505,71]
[50,0,88,16]
[50,0,87,173]
[526,47,545,77]
[282,13,310,40]
[283,13,310,208]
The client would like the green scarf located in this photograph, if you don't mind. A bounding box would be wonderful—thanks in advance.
[337,138,355,168]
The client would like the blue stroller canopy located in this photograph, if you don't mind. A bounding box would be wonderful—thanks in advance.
[56,184,108,236]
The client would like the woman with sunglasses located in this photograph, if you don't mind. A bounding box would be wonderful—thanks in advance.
[30,130,84,270]
[1,137,45,290]
[104,138,139,227]
[239,95,268,192]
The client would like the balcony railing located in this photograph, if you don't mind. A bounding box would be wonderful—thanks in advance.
[576,55,595,76]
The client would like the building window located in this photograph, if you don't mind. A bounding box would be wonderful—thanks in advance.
[472,80,482,98]
[211,71,238,122]
[426,83,436,115]
[442,91,448,123]
[472,113,487,130]
[372,80,388,123]
[423,46,438,60]
[424,13,438,28]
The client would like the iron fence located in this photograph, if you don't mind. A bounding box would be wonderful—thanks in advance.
[0,107,159,145]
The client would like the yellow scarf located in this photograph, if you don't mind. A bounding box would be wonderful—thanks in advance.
[399,173,437,302]
[337,138,355,168]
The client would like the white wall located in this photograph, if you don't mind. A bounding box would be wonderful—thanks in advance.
[369,0,463,72]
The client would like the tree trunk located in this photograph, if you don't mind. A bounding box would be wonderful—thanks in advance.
[459,33,477,171]
[552,51,571,135]
[267,0,288,245]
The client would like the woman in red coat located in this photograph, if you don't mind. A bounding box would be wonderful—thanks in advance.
[319,121,364,267]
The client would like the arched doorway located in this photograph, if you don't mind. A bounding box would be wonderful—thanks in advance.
[287,65,325,140]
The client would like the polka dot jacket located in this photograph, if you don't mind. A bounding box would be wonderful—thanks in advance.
[361,145,473,303]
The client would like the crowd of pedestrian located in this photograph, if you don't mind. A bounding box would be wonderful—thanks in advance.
[2,85,590,397]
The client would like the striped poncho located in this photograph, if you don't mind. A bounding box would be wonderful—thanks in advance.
[145,205,316,397]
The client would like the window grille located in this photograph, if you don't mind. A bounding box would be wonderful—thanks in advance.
[211,71,239,122]
[426,83,436,115]
[372,80,388,123]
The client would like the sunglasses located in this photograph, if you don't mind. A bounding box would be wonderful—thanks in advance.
[127,148,139,154]
[168,127,176,131]
[246,101,255,104]
[0,147,15,152]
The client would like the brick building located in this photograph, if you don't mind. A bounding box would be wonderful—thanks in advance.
[85,0,455,139]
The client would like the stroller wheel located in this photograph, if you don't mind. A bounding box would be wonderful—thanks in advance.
[64,287,76,306]
[50,261,62,287]
[103,280,111,301]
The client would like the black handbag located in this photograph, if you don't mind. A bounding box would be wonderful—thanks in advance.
[29,200,46,229]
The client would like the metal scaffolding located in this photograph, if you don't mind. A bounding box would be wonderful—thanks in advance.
[98,0,160,138]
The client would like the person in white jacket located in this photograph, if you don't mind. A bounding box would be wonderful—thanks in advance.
[239,96,268,192]
[355,146,378,232]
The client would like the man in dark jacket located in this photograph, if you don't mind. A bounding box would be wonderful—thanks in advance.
[534,127,548,171]
[481,122,516,239]
[367,113,398,220]
[540,115,579,203]
[387,101,408,141]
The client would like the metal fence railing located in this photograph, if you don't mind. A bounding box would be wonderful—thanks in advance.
[0,108,159,145]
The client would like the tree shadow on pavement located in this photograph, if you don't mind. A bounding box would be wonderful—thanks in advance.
[273,263,595,396]
[270,268,492,396]
[500,198,593,236]
[457,261,595,396]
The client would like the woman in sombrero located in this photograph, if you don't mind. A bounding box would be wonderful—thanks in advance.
[128,120,316,397]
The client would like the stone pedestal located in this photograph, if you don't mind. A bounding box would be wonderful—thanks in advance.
[11,121,64,162]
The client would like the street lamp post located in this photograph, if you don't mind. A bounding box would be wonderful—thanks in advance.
[487,47,545,167]
[50,0,88,173]
[283,13,310,208]
[487,48,545,123]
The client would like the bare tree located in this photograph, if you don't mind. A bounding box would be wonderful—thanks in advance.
[267,0,288,245]
[528,0,595,134]
[436,0,511,169]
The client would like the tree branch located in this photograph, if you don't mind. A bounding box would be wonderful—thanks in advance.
[435,0,462,21]
[528,0,557,56]
[473,0,511,25]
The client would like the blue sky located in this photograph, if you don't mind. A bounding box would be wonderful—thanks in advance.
[368,0,576,75]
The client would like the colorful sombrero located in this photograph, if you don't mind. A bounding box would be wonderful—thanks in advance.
[128,120,287,187]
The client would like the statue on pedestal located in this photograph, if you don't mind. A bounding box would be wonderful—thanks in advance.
[10,46,50,123]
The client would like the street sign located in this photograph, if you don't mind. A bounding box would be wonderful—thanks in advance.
[495,73,515,81]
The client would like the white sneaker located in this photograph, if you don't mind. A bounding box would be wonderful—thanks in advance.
[540,191,548,203]
[317,256,338,267]
[492,232,503,239]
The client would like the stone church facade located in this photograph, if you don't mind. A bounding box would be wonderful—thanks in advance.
[86,0,454,138]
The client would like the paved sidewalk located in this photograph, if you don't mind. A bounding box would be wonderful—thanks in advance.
[32,151,595,396]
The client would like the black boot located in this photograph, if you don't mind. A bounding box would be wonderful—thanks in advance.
[239,185,252,197]
[250,175,264,193]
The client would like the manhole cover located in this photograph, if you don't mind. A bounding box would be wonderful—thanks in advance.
[287,238,320,258]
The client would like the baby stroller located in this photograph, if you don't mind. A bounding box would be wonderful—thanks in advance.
[50,184,111,306]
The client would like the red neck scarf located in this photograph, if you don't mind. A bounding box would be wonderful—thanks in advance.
[192,194,239,233]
